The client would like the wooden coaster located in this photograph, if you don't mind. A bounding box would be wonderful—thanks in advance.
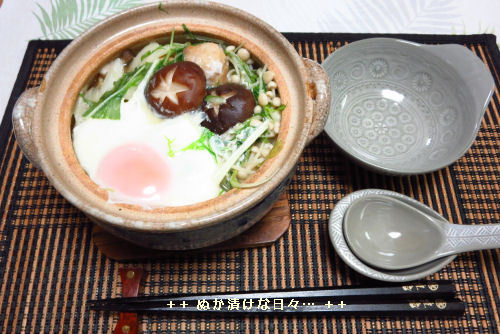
[92,192,291,261]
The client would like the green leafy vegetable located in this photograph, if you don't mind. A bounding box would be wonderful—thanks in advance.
[229,167,279,189]
[213,120,269,185]
[260,137,270,144]
[79,93,96,108]
[225,50,261,98]
[181,128,218,162]
[141,45,165,61]
[234,43,245,53]
[141,43,186,64]
[227,51,257,82]
[276,104,286,111]
[234,120,253,136]
[258,104,286,120]
[253,64,267,98]
[165,137,175,157]
[182,24,198,41]
[266,139,283,159]
[173,50,184,63]
[219,176,232,193]
[229,170,240,188]
[252,85,264,100]
[160,29,177,67]
[156,30,189,68]
[158,3,168,14]
[205,95,227,104]
[259,107,272,120]
[182,24,225,44]
[82,62,151,119]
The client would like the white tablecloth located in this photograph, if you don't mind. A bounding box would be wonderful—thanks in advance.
[1,0,499,121]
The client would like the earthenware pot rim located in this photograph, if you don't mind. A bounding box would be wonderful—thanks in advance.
[30,1,316,232]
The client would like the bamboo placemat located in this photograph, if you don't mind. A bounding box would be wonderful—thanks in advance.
[0,34,499,333]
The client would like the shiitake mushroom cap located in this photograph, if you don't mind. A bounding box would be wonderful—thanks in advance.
[201,83,256,134]
[146,61,206,117]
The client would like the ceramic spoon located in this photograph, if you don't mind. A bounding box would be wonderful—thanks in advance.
[343,194,500,271]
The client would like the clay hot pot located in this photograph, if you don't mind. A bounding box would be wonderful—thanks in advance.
[13,2,330,250]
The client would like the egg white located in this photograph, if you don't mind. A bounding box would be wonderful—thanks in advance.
[72,67,221,207]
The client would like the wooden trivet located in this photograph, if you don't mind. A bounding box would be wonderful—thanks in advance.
[92,192,291,261]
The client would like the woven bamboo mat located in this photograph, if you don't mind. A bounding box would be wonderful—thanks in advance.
[0,34,499,333]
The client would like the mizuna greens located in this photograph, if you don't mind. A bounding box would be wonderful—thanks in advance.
[82,63,151,119]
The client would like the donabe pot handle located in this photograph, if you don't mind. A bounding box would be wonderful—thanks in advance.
[303,58,331,145]
[12,87,41,168]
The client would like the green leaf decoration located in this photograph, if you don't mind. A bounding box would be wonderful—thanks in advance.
[33,0,143,39]
[335,0,460,34]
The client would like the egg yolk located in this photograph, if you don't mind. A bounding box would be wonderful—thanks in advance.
[96,143,170,199]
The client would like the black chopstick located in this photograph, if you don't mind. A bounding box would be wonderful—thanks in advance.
[89,281,461,316]
[90,281,456,305]
[89,298,464,316]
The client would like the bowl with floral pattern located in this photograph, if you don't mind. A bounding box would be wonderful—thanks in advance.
[322,38,494,175]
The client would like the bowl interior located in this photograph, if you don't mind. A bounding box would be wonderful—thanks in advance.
[323,38,477,174]
[32,2,311,231]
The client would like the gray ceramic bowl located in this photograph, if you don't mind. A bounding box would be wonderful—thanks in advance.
[329,189,456,282]
[323,38,494,175]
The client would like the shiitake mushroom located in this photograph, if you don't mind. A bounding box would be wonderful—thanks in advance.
[201,83,256,134]
[146,61,206,117]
